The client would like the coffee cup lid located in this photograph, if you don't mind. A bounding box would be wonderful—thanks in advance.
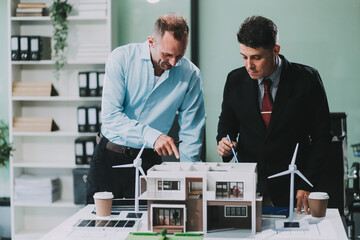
[309,192,329,200]
[93,191,114,199]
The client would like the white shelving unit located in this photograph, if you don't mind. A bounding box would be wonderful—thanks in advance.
[7,0,117,239]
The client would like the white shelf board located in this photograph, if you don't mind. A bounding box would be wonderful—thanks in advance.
[12,60,53,65]
[12,131,97,137]
[11,60,106,65]
[11,16,51,21]
[12,161,78,169]
[12,96,102,101]
[11,16,107,21]
[13,198,80,208]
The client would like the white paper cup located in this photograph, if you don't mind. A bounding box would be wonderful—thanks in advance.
[93,192,114,217]
[308,192,329,218]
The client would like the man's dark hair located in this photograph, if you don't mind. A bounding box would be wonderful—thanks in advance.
[153,13,189,43]
[237,16,278,49]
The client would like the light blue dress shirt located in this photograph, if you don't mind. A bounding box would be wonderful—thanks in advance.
[101,41,206,162]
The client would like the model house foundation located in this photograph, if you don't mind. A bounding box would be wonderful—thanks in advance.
[139,162,262,236]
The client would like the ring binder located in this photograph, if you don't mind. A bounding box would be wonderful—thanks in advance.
[20,36,30,60]
[11,36,20,60]
[29,36,51,60]
[88,72,98,96]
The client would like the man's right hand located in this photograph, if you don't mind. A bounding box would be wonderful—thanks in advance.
[154,134,180,159]
[217,137,238,157]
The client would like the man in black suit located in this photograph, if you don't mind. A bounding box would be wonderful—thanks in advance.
[217,16,331,214]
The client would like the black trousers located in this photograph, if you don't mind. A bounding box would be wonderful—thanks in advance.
[85,135,162,204]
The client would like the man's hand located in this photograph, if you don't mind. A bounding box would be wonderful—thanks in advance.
[154,134,180,159]
[296,189,311,214]
[217,137,238,157]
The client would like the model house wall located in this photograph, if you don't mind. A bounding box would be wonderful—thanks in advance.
[140,162,262,236]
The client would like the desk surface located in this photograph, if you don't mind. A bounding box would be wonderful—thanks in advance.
[40,205,348,240]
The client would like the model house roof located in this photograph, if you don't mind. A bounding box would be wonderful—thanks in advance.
[146,162,257,176]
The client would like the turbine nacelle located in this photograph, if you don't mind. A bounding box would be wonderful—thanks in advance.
[289,165,296,171]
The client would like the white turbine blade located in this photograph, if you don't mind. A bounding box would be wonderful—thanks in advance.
[295,170,313,187]
[138,167,148,182]
[135,143,146,160]
[138,166,146,177]
[290,143,299,166]
[268,169,292,179]
[113,163,134,168]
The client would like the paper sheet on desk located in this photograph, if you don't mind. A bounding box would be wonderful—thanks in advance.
[257,218,337,239]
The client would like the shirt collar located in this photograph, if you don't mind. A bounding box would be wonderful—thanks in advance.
[140,40,183,67]
[258,55,282,86]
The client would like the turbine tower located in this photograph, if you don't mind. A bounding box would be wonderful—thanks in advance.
[268,143,313,227]
[113,143,147,213]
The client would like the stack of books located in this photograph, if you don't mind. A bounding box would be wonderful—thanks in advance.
[16,2,46,17]
[14,174,61,204]
[78,0,107,17]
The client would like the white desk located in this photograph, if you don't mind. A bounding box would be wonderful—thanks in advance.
[40,205,348,240]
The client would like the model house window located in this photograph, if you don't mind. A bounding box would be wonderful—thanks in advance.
[157,180,180,190]
[188,181,202,199]
[224,206,247,217]
[153,208,182,226]
[216,181,244,199]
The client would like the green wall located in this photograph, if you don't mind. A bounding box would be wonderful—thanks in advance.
[199,0,360,164]
[1,0,360,196]
[116,0,191,57]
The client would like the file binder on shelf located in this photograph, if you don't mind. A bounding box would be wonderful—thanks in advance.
[78,71,104,97]
[13,36,51,61]
[77,106,101,133]
[29,36,51,60]
[87,106,99,132]
[20,36,30,60]
[74,136,96,165]
[88,72,98,97]
[77,107,88,133]
[85,137,96,164]
[98,107,102,126]
[75,138,85,165]
[13,117,59,132]
[78,72,88,97]
[12,82,58,97]
[11,36,20,60]
[98,72,105,96]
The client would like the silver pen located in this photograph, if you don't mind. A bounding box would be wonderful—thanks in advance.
[227,134,239,163]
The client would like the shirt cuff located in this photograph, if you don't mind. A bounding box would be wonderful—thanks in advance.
[143,126,163,148]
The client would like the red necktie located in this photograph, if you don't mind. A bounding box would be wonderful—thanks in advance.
[262,78,273,128]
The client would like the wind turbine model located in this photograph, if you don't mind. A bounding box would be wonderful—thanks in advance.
[112,143,147,213]
[268,143,313,229]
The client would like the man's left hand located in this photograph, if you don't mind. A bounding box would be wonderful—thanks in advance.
[296,189,310,214]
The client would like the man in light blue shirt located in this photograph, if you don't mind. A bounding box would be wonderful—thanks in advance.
[86,13,205,204]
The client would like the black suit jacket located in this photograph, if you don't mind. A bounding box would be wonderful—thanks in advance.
[217,55,331,206]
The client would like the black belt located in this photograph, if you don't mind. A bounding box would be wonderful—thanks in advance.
[96,133,142,157]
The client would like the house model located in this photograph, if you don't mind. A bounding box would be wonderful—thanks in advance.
[139,162,262,237]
